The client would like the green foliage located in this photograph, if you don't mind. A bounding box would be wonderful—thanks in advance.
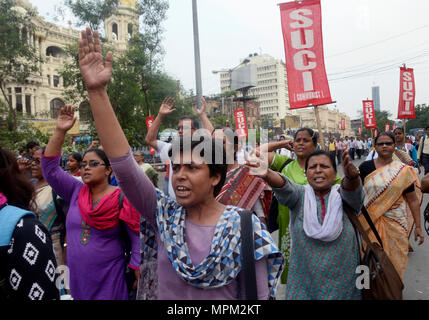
[64,0,119,31]
[0,0,41,130]
[403,104,429,131]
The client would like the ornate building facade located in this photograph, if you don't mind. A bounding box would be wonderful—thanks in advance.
[4,0,138,123]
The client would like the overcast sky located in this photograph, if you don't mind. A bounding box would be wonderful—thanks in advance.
[28,0,429,119]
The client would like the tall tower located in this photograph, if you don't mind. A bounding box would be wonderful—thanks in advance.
[372,86,380,111]
[104,0,139,51]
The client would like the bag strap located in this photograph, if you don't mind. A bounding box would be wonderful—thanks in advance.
[240,210,258,300]
[279,158,293,173]
[119,191,125,212]
[342,201,383,253]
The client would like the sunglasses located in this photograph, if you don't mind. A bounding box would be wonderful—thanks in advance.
[375,142,394,147]
[79,161,107,169]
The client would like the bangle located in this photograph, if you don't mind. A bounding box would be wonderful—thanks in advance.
[415,226,422,229]
[63,243,67,248]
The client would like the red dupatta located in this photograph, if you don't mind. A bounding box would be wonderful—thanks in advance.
[78,184,140,233]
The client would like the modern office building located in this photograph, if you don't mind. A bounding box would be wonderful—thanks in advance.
[218,53,290,121]
[372,86,381,111]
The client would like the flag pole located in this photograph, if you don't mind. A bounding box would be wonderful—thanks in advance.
[192,0,203,110]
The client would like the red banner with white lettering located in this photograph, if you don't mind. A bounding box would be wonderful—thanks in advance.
[279,0,332,110]
[234,109,248,139]
[363,100,377,129]
[145,116,156,155]
[340,118,345,130]
[385,123,390,132]
[398,67,416,119]
[358,127,362,136]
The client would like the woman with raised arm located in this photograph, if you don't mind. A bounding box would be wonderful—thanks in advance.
[41,106,141,300]
[78,27,284,300]
[247,148,363,300]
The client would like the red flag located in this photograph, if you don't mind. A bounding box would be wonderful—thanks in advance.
[392,123,397,130]
[385,123,390,132]
[145,116,156,155]
[398,67,416,119]
[279,0,332,109]
[363,100,377,129]
[234,109,248,139]
[340,118,345,130]
[358,127,362,136]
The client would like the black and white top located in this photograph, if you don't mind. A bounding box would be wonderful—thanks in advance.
[0,215,60,300]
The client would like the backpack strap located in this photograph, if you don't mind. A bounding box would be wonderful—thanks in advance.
[118,191,125,212]
[0,205,36,246]
[240,210,258,300]
[279,158,293,173]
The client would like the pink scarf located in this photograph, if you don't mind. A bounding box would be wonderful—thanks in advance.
[78,185,140,234]
[0,193,7,207]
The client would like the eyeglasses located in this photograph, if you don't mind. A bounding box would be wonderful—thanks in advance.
[79,161,107,169]
[375,142,394,147]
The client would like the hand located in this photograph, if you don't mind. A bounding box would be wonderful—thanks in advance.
[342,147,359,179]
[56,105,77,133]
[193,96,207,116]
[17,157,32,172]
[283,140,294,151]
[415,227,424,245]
[246,145,269,179]
[89,140,99,149]
[133,269,141,290]
[78,27,112,91]
[158,97,176,117]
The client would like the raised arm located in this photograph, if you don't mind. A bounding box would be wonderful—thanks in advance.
[194,97,214,134]
[145,97,176,151]
[78,27,129,159]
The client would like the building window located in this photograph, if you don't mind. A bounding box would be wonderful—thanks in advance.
[25,95,31,114]
[50,98,65,119]
[112,23,118,40]
[53,75,60,88]
[47,75,51,86]
[128,23,133,40]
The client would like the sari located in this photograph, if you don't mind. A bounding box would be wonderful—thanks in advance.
[216,166,272,217]
[360,160,422,279]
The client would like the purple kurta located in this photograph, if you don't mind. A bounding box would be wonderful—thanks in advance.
[41,154,140,300]
[110,150,270,300]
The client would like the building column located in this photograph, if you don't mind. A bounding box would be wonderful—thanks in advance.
[11,87,16,111]
[22,88,27,115]
[33,93,37,116]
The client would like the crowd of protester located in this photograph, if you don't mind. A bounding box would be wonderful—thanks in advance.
[1,27,429,301]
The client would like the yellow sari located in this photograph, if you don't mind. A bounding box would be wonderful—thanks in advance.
[360,160,421,279]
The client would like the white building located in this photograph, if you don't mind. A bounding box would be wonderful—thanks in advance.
[219,53,290,121]
[3,0,138,122]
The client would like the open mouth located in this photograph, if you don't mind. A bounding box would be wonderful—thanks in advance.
[313,177,326,183]
[175,186,191,197]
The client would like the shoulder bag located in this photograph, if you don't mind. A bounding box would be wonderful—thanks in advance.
[343,201,404,300]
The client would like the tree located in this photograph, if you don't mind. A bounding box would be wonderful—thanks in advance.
[357,110,394,137]
[0,0,41,130]
[403,104,429,131]
[64,0,119,31]
[60,0,195,147]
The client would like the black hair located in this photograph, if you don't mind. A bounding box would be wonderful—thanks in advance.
[295,128,318,146]
[168,137,227,197]
[68,152,83,163]
[83,148,112,183]
[374,131,395,145]
[305,150,337,173]
[179,116,200,130]
[0,148,35,211]
[213,126,238,161]
[426,126,429,130]
[26,141,39,151]
[393,127,404,134]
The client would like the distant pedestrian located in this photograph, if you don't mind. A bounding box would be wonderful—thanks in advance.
[418,126,429,174]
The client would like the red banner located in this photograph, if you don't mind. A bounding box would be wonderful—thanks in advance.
[279,0,332,110]
[358,127,362,136]
[398,67,416,119]
[363,100,377,129]
[392,123,397,130]
[145,116,156,155]
[385,123,390,132]
[234,109,248,139]
[374,129,379,137]
[340,118,345,130]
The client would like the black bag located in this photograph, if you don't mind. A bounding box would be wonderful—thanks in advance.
[118,192,137,300]
[343,202,404,300]
[267,158,293,233]
[240,210,258,300]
